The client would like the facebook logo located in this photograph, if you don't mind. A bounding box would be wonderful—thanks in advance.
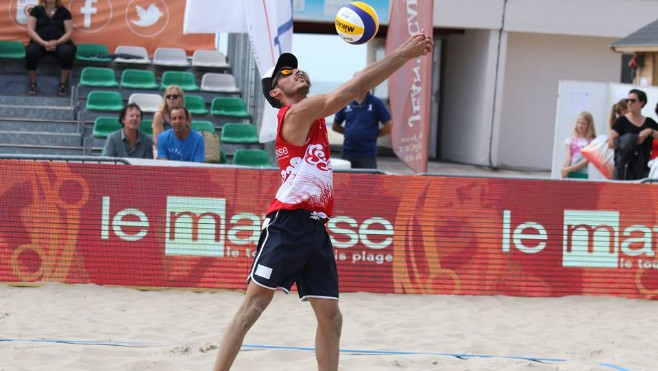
[80,0,98,28]
[563,210,619,268]
[165,196,226,257]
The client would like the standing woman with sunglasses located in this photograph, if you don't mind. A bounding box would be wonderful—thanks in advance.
[152,84,185,157]
[607,89,658,180]
[652,102,658,162]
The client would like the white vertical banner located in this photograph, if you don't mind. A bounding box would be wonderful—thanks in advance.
[245,0,294,143]
[184,0,247,34]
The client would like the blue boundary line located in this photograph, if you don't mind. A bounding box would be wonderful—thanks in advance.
[0,338,630,370]
[243,344,629,370]
[243,344,565,362]
[599,363,632,371]
[0,338,164,347]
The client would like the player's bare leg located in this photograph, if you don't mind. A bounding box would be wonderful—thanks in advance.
[310,298,343,371]
[213,282,275,371]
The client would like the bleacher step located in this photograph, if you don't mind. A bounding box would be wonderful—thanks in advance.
[1,131,83,147]
[0,119,79,133]
[0,95,72,107]
[0,104,75,121]
[0,144,85,156]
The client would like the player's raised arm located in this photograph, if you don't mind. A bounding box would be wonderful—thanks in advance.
[288,32,433,131]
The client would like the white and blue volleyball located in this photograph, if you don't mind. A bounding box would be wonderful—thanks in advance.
[335,2,380,45]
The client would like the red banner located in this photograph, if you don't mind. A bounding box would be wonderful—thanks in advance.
[1,160,658,300]
[2,0,214,55]
[386,0,433,173]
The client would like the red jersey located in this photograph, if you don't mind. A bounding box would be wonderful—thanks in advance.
[266,105,334,217]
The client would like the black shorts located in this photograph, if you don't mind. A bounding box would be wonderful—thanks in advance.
[248,209,339,300]
[343,156,377,169]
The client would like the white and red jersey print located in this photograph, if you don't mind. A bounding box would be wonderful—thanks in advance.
[267,105,334,217]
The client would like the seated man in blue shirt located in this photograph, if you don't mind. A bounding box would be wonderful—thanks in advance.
[157,107,205,162]
[332,90,392,169]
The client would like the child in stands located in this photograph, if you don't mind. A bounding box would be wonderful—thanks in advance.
[608,98,628,128]
[562,111,596,179]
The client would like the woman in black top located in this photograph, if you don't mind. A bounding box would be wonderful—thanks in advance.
[25,0,75,96]
[608,89,658,180]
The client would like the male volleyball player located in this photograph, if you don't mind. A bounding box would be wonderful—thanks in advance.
[213,31,433,371]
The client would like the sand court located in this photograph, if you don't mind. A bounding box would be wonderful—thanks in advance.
[0,283,655,371]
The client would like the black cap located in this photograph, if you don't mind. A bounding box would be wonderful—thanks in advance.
[261,53,298,108]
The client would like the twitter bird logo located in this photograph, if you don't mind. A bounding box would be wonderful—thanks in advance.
[131,3,163,27]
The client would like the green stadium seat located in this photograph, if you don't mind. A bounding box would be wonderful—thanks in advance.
[80,67,118,87]
[160,71,199,91]
[220,149,227,164]
[120,69,158,89]
[86,91,123,112]
[140,119,153,135]
[75,43,111,63]
[0,41,25,59]
[210,97,250,118]
[191,120,215,133]
[185,95,209,115]
[220,123,258,144]
[92,117,121,138]
[232,149,271,167]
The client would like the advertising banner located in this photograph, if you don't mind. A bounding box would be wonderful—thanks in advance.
[386,0,433,173]
[1,160,657,300]
[3,0,215,54]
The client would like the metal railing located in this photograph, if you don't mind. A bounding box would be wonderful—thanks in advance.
[0,154,130,164]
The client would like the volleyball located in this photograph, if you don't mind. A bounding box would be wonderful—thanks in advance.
[334,2,379,45]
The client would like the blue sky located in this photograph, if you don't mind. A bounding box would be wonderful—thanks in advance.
[218,32,368,92]
[292,33,368,83]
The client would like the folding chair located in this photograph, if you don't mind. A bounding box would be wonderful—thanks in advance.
[153,47,189,67]
[160,71,199,91]
[128,93,162,113]
[200,73,240,93]
[120,69,158,89]
[80,67,118,88]
[232,149,271,167]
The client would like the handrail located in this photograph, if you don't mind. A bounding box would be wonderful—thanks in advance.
[0,154,130,164]
[334,168,385,174]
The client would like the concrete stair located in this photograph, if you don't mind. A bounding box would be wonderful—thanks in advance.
[0,104,76,121]
[0,118,79,133]
[0,94,85,156]
[0,144,84,155]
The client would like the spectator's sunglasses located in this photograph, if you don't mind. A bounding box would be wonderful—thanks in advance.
[166,94,181,99]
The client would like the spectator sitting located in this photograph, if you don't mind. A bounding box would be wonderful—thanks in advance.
[102,103,154,159]
[152,84,185,154]
[26,0,75,96]
[157,107,205,162]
